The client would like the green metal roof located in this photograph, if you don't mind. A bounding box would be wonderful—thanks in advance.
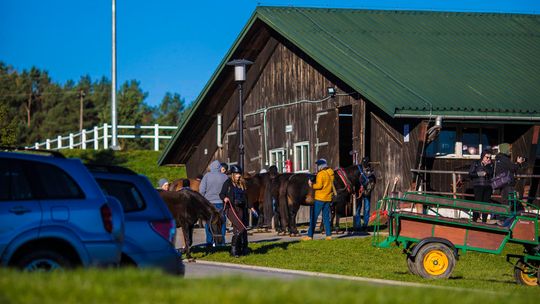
[256,7,540,117]
[159,7,540,165]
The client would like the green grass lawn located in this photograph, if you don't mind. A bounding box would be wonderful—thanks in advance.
[61,149,186,185]
[0,267,536,304]
[192,236,540,295]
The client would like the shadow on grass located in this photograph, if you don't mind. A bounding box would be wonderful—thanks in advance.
[251,241,300,255]
[188,240,300,257]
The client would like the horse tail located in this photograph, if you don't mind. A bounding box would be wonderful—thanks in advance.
[277,176,290,232]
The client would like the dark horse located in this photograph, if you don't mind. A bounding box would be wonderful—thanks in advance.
[275,164,374,236]
[244,168,279,230]
[331,164,375,231]
[158,189,223,258]
[276,173,315,236]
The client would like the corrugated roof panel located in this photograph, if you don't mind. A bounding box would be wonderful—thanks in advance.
[257,7,540,117]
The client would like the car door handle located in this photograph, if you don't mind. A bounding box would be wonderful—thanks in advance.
[9,206,31,215]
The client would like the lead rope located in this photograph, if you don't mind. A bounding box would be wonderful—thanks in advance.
[225,200,248,231]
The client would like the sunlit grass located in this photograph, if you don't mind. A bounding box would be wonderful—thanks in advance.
[62,149,186,185]
[0,267,537,304]
[193,236,540,294]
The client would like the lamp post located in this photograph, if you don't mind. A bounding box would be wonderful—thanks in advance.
[111,0,118,150]
[226,59,253,170]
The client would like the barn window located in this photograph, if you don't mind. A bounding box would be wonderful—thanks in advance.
[269,148,286,173]
[426,126,500,158]
[294,142,310,172]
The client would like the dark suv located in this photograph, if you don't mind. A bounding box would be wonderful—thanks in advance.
[0,150,124,270]
[88,165,184,276]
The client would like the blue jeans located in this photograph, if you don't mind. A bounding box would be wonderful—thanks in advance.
[205,202,226,245]
[354,195,371,229]
[307,200,331,237]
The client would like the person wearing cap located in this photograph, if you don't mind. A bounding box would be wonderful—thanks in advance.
[220,162,229,175]
[302,158,335,241]
[199,160,229,246]
[493,143,525,225]
[220,165,249,257]
[157,178,169,191]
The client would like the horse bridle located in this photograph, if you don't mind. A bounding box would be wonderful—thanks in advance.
[335,168,353,194]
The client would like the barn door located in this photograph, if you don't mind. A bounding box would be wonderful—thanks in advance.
[315,109,338,167]
[245,126,263,174]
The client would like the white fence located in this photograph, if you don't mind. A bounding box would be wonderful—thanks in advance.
[30,124,178,151]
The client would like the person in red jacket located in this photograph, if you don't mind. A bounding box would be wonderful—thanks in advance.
[302,159,335,240]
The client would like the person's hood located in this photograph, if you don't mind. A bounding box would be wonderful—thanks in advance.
[326,167,334,178]
[209,160,222,173]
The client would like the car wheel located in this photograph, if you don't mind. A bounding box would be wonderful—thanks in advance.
[17,250,72,272]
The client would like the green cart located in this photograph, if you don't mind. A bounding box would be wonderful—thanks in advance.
[372,192,540,286]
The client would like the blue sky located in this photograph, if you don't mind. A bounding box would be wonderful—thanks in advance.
[1,0,539,107]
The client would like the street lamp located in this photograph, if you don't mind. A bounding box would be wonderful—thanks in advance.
[226,59,253,170]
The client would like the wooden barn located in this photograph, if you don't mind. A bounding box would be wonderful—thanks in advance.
[159,7,540,207]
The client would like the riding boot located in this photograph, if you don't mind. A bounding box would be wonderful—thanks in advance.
[230,235,239,257]
[240,231,249,256]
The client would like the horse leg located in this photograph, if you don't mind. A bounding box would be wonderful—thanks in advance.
[277,186,290,235]
[182,225,192,260]
[287,196,301,236]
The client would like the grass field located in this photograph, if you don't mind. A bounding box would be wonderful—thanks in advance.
[0,267,536,304]
[61,149,186,185]
[191,236,540,295]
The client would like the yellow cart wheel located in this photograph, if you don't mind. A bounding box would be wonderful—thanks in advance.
[514,260,538,286]
[414,242,455,279]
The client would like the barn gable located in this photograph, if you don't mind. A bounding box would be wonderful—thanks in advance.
[159,6,540,175]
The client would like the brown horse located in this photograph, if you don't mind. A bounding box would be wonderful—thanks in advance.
[276,173,315,236]
[168,177,202,192]
[158,189,223,258]
[274,165,375,236]
[244,170,279,229]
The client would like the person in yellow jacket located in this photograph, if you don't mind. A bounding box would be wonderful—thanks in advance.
[302,158,335,240]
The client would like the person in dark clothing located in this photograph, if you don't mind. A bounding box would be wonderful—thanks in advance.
[468,150,494,223]
[493,143,526,225]
[220,165,249,257]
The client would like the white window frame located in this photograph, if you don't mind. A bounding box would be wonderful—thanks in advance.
[269,148,286,173]
[293,141,310,173]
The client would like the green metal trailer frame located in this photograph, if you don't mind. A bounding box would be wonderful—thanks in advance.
[372,191,540,284]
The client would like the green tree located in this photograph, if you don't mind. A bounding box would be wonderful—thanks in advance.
[156,92,185,126]
[0,103,17,146]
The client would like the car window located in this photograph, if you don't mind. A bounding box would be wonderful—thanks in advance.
[29,161,84,199]
[0,158,34,201]
[96,179,146,212]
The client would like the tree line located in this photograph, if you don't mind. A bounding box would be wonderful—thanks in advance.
[0,62,188,149]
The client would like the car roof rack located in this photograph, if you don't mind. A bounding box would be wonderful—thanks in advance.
[85,164,137,175]
[0,146,66,158]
